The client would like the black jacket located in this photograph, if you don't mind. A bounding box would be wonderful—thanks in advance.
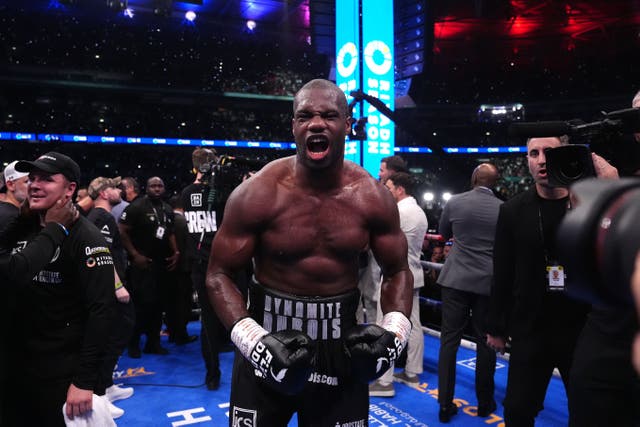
[10,216,116,390]
[87,206,126,279]
[1,222,67,283]
[487,188,588,338]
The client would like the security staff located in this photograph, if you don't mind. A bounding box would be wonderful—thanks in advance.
[119,176,179,357]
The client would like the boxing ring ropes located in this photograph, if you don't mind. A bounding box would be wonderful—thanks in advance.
[417,260,492,356]
[420,260,563,378]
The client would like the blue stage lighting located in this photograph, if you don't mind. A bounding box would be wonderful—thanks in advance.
[48,0,68,9]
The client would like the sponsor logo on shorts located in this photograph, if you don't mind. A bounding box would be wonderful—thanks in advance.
[308,371,339,386]
[232,406,257,427]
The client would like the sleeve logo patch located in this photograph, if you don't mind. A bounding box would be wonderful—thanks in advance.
[86,255,113,268]
[85,246,111,256]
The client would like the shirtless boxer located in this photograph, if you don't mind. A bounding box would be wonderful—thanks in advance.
[206,79,414,426]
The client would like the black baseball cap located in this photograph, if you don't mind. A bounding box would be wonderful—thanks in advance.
[16,151,81,183]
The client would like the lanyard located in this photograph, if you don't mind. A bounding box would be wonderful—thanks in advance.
[538,208,553,265]
[537,198,570,265]
[147,198,166,226]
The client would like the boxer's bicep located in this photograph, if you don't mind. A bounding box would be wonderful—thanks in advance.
[206,190,258,328]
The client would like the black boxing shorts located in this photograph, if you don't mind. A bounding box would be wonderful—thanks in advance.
[229,281,368,427]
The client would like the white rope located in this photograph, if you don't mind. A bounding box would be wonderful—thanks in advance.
[421,260,443,271]
[421,323,561,377]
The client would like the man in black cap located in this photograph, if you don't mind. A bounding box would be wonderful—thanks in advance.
[0,193,78,426]
[3,152,117,426]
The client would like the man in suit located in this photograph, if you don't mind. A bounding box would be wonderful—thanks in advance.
[436,163,502,422]
[486,136,591,426]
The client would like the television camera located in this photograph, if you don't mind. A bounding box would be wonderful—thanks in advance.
[198,154,267,210]
[557,178,640,308]
[509,107,640,186]
[511,108,640,308]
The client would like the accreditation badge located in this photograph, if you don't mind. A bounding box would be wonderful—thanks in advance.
[546,265,565,292]
[155,226,166,239]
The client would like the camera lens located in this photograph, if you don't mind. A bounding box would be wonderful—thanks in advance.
[560,159,585,180]
[558,178,640,308]
[545,145,595,187]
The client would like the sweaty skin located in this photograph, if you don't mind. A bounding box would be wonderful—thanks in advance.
[206,80,413,330]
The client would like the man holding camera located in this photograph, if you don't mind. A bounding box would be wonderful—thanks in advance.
[566,91,640,426]
[180,147,226,390]
[633,253,640,376]
[486,136,590,425]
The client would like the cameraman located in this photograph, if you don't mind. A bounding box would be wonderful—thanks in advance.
[486,135,616,425]
[633,253,640,376]
[180,147,226,390]
[567,92,640,426]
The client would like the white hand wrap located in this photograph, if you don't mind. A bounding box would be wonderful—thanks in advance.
[380,311,412,346]
[230,317,268,360]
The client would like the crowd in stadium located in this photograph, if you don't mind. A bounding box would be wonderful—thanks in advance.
[2,1,640,426]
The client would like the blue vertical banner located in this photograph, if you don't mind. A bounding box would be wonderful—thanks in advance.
[335,0,360,164]
[362,0,395,177]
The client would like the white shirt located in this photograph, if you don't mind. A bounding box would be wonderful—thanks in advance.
[397,196,429,289]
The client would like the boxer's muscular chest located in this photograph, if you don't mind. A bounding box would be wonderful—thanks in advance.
[262,187,370,262]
